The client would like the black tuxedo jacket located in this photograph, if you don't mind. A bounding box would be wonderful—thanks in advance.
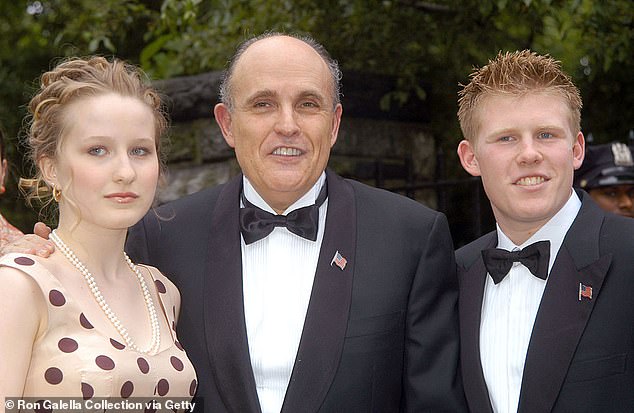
[127,169,466,412]
[456,191,634,413]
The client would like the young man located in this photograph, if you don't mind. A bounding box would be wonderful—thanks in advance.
[456,50,634,413]
[574,142,634,218]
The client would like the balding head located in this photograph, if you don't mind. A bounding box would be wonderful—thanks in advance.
[219,32,342,111]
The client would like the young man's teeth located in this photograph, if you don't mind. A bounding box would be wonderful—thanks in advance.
[517,176,544,186]
[273,147,301,156]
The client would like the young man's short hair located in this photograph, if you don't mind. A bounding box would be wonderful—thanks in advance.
[458,50,582,141]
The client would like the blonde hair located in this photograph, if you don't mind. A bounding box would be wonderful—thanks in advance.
[458,50,582,141]
[22,56,168,209]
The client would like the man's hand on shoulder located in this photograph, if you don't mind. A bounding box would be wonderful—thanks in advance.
[0,222,55,257]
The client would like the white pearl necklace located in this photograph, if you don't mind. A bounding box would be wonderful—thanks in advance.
[49,230,160,354]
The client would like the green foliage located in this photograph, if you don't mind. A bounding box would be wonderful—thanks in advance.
[136,0,633,141]
[0,0,632,230]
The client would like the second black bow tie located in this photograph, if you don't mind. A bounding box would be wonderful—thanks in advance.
[239,183,328,245]
[481,240,551,284]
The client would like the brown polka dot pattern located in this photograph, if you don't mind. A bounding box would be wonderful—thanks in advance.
[121,380,134,398]
[137,357,150,374]
[157,378,169,396]
[170,356,184,371]
[14,256,35,266]
[110,338,126,350]
[44,367,63,384]
[8,260,197,404]
[95,355,115,370]
[79,313,94,329]
[144,404,157,413]
[81,382,94,400]
[154,279,167,293]
[58,337,78,353]
[49,289,66,306]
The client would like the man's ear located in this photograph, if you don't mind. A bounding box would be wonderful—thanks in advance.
[572,131,585,170]
[457,139,481,177]
[214,103,235,148]
[329,104,343,147]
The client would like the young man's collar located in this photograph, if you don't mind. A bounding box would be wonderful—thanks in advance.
[496,190,581,274]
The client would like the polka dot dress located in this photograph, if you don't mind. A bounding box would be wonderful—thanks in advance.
[1,253,197,411]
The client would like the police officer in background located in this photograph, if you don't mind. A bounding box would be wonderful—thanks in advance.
[574,141,634,217]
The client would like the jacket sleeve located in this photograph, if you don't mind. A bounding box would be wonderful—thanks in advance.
[403,212,468,412]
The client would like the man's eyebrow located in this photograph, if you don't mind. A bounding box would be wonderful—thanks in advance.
[483,127,516,139]
[535,125,568,133]
[245,89,277,104]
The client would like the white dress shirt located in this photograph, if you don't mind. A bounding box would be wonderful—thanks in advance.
[480,191,581,413]
[241,173,327,413]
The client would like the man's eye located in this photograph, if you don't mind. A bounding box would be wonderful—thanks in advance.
[499,136,513,142]
[539,132,553,139]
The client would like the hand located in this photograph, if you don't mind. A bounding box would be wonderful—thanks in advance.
[0,222,55,257]
[34,222,52,239]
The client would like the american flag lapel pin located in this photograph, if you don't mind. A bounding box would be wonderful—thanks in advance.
[578,282,593,301]
[331,250,347,271]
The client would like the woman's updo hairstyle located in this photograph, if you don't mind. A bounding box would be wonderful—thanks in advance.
[22,56,168,206]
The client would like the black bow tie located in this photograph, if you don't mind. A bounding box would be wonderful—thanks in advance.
[239,183,328,245]
[481,240,550,284]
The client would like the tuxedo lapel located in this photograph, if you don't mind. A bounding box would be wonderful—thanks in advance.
[459,234,496,413]
[203,174,262,413]
[518,194,612,413]
[281,169,357,413]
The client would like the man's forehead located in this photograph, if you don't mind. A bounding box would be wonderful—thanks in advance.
[231,36,334,103]
[241,35,316,58]
[234,36,328,76]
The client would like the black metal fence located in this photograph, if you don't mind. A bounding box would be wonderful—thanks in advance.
[337,150,495,248]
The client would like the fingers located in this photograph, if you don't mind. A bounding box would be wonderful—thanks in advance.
[0,234,55,258]
[33,222,52,239]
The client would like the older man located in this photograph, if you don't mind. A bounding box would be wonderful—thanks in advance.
[127,33,465,412]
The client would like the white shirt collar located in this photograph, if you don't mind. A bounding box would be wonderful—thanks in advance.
[496,190,582,274]
[242,172,327,216]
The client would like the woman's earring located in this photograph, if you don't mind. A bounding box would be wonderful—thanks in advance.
[53,185,62,202]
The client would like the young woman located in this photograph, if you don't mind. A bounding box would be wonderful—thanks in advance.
[0,57,196,409]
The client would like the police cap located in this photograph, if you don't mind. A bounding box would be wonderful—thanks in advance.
[574,142,634,189]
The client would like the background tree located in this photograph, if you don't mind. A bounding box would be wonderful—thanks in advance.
[1,0,632,232]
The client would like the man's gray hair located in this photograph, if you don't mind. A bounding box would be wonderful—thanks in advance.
[218,31,342,111]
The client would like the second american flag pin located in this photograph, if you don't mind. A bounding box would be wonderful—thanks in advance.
[331,250,347,271]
